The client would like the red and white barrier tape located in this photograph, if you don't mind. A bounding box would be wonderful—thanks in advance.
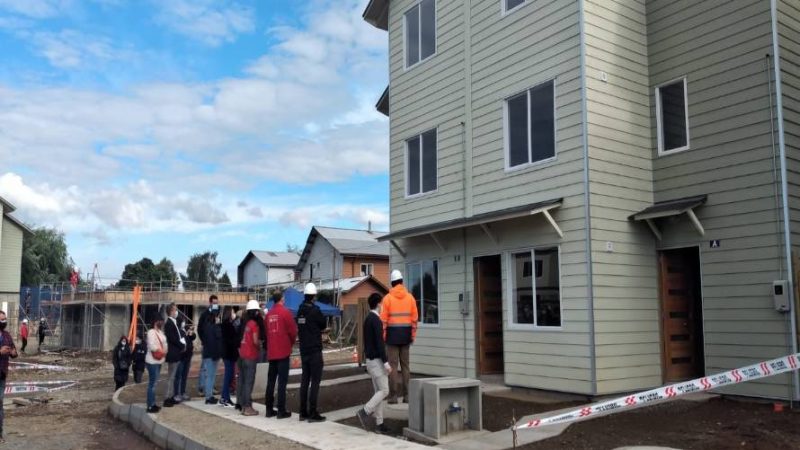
[515,352,800,430]
[10,362,73,371]
[4,381,77,395]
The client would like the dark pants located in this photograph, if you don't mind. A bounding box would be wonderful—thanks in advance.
[38,335,44,347]
[134,366,144,384]
[222,359,236,402]
[266,357,290,412]
[299,351,323,415]
[178,355,192,395]
[21,338,26,353]
[387,344,411,400]
[114,369,130,390]
[239,358,257,408]
[0,377,6,437]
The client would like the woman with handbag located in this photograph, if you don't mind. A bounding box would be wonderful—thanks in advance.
[146,318,168,413]
[112,335,132,391]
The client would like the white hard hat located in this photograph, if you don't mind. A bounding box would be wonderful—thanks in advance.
[390,270,403,282]
[246,300,260,311]
[304,282,318,295]
[22,319,28,324]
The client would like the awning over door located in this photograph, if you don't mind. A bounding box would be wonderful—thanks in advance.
[378,198,563,256]
[629,194,708,240]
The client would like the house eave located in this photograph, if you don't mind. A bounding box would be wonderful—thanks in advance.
[363,0,389,31]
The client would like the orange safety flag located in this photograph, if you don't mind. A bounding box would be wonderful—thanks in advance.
[127,285,141,351]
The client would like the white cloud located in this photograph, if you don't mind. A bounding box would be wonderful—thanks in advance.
[0,0,72,19]
[152,0,255,47]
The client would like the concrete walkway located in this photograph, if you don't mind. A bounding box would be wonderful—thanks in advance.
[185,400,429,450]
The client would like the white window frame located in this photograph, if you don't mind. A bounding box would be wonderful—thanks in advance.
[403,0,437,71]
[655,76,690,155]
[406,259,440,327]
[501,0,528,16]
[404,128,438,199]
[506,246,563,331]
[360,263,374,276]
[503,78,558,173]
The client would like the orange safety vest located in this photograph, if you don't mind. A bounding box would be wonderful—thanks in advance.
[380,284,419,346]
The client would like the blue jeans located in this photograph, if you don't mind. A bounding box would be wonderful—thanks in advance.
[202,358,219,400]
[0,377,6,436]
[146,363,161,408]
[221,359,235,402]
[178,355,192,396]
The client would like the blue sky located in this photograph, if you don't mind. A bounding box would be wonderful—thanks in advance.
[0,0,389,284]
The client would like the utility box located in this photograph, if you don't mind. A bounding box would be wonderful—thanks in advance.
[405,378,482,443]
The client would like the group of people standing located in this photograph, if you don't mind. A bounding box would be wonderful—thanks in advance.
[17,317,48,354]
[110,269,419,435]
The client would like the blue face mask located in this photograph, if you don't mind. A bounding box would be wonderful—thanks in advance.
[210,304,220,312]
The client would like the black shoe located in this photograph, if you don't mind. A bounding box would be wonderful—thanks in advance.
[299,412,308,421]
[376,423,390,434]
[163,398,176,408]
[356,408,370,430]
[219,399,234,408]
[147,405,161,413]
[265,408,277,418]
[402,397,408,404]
[235,403,242,411]
[277,411,292,419]
[308,413,326,423]
[205,397,218,405]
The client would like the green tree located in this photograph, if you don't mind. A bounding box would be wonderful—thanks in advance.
[119,257,178,289]
[21,227,74,286]
[218,272,232,289]
[286,243,301,254]
[182,251,222,285]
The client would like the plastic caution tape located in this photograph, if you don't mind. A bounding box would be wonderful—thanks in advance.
[515,352,800,430]
[10,362,73,371]
[4,381,77,395]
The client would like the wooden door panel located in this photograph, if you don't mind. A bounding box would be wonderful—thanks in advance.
[660,250,702,382]
[476,256,503,375]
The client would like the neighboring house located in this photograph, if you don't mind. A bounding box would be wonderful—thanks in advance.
[0,196,32,337]
[237,251,300,289]
[364,0,800,400]
[296,226,391,302]
[314,275,389,323]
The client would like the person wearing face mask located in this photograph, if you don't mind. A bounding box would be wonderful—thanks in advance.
[145,318,167,413]
[163,303,186,407]
[356,293,392,434]
[132,335,147,383]
[112,335,133,391]
[200,299,223,405]
[219,306,239,407]
[177,321,195,401]
[0,310,19,442]
[197,295,219,396]
[296,283,327,422]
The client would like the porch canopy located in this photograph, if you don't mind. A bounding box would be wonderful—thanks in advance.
[628,194,708,240]
[378,198,563,255]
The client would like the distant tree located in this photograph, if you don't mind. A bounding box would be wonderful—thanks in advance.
[286,243,301,254]
[21,227,74,286]
[218,272,232,289]
[119,257,178,289]
[183,251,222,286]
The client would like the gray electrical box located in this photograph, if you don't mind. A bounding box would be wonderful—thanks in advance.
[773,280,791,312]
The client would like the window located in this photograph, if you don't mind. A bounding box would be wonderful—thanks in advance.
[656,77,689,154]
[510,247,561,327]
[407,260,438,325]
[406,128,437,196]
[404,0,436,68]
[503,0,526,13]
[360,263,374,276]
[505,79,555,170]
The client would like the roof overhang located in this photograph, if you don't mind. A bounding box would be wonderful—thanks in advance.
[376,86,389,117]
[629,194,708,240]
[363,0,389,30]
[379,198,563,256]
[3,213,33,236]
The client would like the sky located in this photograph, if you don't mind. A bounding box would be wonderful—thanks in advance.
[0,0,390,285]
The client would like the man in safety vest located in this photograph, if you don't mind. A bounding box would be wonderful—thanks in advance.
[380,270,418,404]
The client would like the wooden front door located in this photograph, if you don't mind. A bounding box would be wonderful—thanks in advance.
[659,248,704,382]
[475,255,504,375]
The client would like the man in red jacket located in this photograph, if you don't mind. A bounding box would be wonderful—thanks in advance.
[19,320,28,354]
[265,291,297,419]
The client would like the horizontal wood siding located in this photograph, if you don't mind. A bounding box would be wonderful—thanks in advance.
[648,0,792,399]
[393,213,592,394]
[0,217,23,293]
[241,258,266,288]
[300,238,337,282]
[585,0,660,395]
[779,0,800,258]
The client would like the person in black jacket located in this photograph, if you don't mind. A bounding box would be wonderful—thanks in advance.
[219,306,239,407]
[112,336,132,391]
[132,335,147,383]
[356,293,392,433]
[177,321,195,401]
[201,302,223,405]
[297,283,327,422]
[163,303,186,407]
[197,295,219,396]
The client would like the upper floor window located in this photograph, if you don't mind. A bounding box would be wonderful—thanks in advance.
[360,263,374,277]
[503,0,526,14]
[504,79,555,170]
[656,77,690,154]
[405,0,436,69]
[406,128,437,197]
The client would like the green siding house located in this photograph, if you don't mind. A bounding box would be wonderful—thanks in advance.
[364,0,800,400]
[0,196,31,336]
